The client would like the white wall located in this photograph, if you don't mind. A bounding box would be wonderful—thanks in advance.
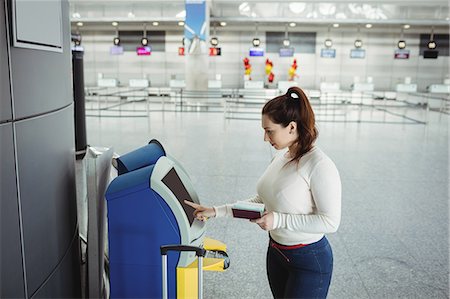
[80,29,449,91]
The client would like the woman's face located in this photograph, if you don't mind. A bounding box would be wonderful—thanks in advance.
[262,114,297,150]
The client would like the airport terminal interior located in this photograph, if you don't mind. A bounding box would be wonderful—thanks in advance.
[0,0,449,298]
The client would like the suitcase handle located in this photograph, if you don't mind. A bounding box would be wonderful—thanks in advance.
[160,245,206,299]
[160,245,206,257]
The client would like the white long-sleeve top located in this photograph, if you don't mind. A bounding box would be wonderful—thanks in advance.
[213,147,342,245]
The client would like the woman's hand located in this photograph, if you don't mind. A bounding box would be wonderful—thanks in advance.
[251,212,274,231]
[184,200,216,221]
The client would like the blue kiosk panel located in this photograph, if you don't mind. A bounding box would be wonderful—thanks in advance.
[106,164,180,298]
[116,139,166,175]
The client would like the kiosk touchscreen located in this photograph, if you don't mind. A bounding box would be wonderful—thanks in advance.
[105,140,228,299]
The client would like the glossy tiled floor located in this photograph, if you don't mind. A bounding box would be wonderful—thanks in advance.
[86,99,449,299]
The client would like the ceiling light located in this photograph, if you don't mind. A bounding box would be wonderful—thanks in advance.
[239,2,251,14]
[332,23,339,28]
[348,3,360,14]
[403,24,410,29]
[427,40,436,49]
[220,21,227,27]
[178,21,185,26]
[397,40,406,49]
[128,12,135,18]
[152,21,159,26]
[112,21,118,27]
[113,37,120,46]
[72,12,81,19]
[141,37,148,46]
[283,39,290,47]
[76,22,83,27]
[427,26,436,50]
[319,3,336,16]
[252,38,260,47]
[289,3,306,14]
[210,37,219,47]
[365,23,372,28]
[324,39,333,48]
[72,34,81,46]
[354,39,363,48]
[289,22,296,27]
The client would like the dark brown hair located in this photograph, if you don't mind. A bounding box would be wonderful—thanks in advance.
[262,86,318,164]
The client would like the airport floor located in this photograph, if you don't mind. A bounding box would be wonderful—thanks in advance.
[85,99,449,299]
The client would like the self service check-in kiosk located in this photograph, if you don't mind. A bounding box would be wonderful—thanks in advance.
[105,140,228,298]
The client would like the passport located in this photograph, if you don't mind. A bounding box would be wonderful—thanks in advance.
[231,201,265,220]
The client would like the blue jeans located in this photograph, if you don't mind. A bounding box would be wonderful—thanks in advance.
[266,236,333,299]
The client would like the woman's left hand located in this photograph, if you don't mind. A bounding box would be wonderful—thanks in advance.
[251,211,274,231]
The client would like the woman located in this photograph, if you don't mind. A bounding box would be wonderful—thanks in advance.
[185,86,342,299]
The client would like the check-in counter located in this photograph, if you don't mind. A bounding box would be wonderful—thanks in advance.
[427,84,450,93]
[244,80,264,89]
[98,78,118,87]
[320,82,340,92]
[396,84,417,93]
[351,82,374,92]
[208,80,222,89]
[105,140,228,299]
[129,79,149,88]
[170,79,186,89]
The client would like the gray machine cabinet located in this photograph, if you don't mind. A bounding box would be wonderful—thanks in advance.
[31,236,81,298]
[0,123,25,298]
[14,106,78,295]
[9,0,72,119]
[0,1,12,123]
[13,0,63,50]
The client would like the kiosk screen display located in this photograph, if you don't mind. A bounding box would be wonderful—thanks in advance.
[162,168,195,225]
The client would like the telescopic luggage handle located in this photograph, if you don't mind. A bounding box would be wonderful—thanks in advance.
[160,245,206,299]
[160,245,206,257]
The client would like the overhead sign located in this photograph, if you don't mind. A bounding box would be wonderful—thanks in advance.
[321,48,336,58]
[279,47,294,57]
[209,47,221,56]
[136,46,151,56]
[249,47,264,57]
[394,49,410,59]
[110,45,124,55]
[185,0,206,41]
[423,50,438,59]
[350,49,365,59]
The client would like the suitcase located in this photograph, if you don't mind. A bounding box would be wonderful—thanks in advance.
[160,245,207,299]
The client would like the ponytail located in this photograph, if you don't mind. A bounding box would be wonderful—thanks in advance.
[262,86,318,165]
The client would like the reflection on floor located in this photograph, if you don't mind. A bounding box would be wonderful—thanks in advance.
[86,96,449,299]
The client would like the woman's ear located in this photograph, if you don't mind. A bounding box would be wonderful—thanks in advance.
[289,121,297,133]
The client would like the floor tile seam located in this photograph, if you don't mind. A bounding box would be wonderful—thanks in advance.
[347,233,450,296]
[335,233,373,299]
[394,236,450,296]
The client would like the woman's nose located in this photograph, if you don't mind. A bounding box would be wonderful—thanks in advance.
[264,132,269,142]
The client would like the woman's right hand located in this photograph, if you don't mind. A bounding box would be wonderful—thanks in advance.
[184,200,216,221]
